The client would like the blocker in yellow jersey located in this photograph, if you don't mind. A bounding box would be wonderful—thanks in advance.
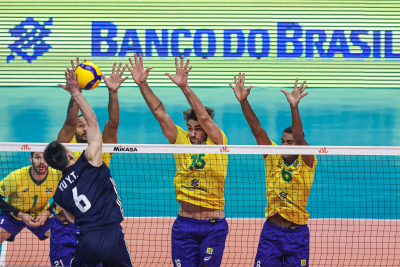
[128,54,229,267]
[173,125,228,210]
[0,152,58,243]
[264,141,317,225]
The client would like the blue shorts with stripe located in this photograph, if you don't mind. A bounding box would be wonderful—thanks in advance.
[172,215,229,267]
[0,210,54,241]
[254,220,309,267]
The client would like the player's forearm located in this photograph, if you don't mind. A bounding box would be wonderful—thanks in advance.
[72,92,98,128]
[180,85,209,120]
[107,90,120,128]
[138,82,168,120]
[291,105,305,142]
[0,198,20,217]
[240,100,265,137]
[65,97,79,126]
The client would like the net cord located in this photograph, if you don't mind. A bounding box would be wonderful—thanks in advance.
[2,142,400,155]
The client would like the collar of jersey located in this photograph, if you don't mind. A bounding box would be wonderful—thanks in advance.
[29,167,49,186]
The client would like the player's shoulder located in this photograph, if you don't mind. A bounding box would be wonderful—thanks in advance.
[8,166,31,177]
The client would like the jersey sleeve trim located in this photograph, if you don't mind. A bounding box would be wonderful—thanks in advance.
[29,167,49,186]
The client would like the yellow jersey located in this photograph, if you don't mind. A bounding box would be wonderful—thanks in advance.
[0,166,60,219]
[173,125,229,210]
[69,136,112,167]
[264,141,317,225]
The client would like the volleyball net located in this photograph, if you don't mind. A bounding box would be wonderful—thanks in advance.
[0,143,399,266]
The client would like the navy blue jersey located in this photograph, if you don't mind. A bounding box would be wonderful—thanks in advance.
[53,151,123,232]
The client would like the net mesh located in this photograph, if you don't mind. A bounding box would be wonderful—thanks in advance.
[0,143,399,266]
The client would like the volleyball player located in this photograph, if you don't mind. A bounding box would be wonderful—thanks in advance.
[50,58,128,267]
[44,67,132,267]
[127,54,229,267]
[0,152,58,243]
[229,74,317,267]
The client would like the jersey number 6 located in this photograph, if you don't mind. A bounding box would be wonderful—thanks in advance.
[72,187,92,213]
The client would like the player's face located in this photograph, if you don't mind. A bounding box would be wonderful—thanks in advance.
[30,152,48,175]
[281,132,298,159]
[187,119,207,145]
[75,117,88,143]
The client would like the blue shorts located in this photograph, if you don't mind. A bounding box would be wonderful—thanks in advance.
[254,220,310,267]
[71,224,132,267]
[50,217,79,267]
[0,210,54,241]
[171,216,229,267]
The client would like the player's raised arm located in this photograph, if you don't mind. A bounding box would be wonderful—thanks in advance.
[229,73,271,146]
[57,68,102,167]
[281,78,314,167]
[101,62,129,144]
[127,53,177,143]
[166,56,223,144]
[57,57,86,143]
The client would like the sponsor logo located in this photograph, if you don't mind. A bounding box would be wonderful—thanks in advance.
[191,179,199,187]
[21,144,31,151]
[206,248,213,255]
[7,17,53,63]
[301,259,307,266]
[293,159,300,169]
[174,259,181,267]
[181,185,207,192]
[23,188,29,192]
[1,186,5,191]
[220,146,230,153]
[318,147,328,154]
[204,256,211,261]
[279,191,293,205]
[113,146,138,152]
[278,161,282,166]
[45,188,53,194]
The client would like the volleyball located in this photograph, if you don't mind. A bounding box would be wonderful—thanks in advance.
[74,62,102,90]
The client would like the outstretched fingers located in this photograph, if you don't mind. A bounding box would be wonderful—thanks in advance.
[294,78,299,90]
[134,53,139,67]
[228,82,235,90]
[145,67,153,75]
[234,75,238,85]
[299,83,307,93]
[186,66,193,74]
[119,65,127,77]
[281,89,289,96]
[301,92,309,98]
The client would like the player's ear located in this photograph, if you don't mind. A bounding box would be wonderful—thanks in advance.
[67,152,75,162]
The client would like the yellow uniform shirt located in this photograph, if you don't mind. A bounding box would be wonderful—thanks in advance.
[173,125,229,210]
[69,136,112,167]
[0,166,60,219]
[264,141,317,225]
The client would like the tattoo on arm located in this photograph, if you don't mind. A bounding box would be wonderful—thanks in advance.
[154,101,162,111]
[67,98,76,113]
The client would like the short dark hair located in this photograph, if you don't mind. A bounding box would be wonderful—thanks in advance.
[30,152,34,157]
[43,141,70,171]
[78,114,84,118]
[283,126,305,137]
[183,107,215,122]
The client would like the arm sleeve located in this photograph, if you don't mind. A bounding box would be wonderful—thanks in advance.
[0,197,19,216]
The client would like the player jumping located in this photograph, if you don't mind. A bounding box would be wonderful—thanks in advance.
[127,54,229,267]
[44,68,132,267]
[229,74,317,267]
[0,152,58,244]
[50,58,127,267]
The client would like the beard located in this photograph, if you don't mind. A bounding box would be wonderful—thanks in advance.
[32,164,47,175]
[76,135,88,143]
[190,138,206,145]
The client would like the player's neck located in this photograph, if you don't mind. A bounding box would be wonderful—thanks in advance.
[283,156,297,165]
[30,168,47,182]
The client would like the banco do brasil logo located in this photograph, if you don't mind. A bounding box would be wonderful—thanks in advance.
[7,17,53,63]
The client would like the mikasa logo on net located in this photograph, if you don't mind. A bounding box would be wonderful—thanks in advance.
[113,146,138,152]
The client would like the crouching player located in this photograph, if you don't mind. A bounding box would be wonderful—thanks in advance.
[0,152,59,244]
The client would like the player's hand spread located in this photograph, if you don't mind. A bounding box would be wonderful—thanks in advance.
[34,210,50,226]
[281,78,309,108]
[70,57,86,72]
[17,212,38,227]
[165,56,193,90]
[57,68,81,96]
[127,53,153,86]
[102,62,129,93]
[229,72,253,103]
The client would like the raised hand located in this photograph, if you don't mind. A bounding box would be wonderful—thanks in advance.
[57,68,80,96]
[165,56,193,89]
[126,54,153,86]
[102,62,129,93]
[281,78,309,108]
[70,57,86,72]
[229,72,253,103]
